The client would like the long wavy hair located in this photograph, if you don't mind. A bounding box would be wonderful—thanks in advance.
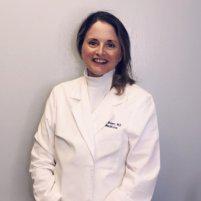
[76,11,135,95]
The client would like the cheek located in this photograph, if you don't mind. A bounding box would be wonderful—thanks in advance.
[81,45,93,60]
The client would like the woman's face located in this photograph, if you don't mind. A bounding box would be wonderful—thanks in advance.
[81,21,122,77]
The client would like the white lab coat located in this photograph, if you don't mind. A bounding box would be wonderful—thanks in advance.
[29,76,160,201]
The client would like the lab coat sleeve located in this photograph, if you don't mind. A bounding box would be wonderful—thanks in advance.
[105,94,160,201]
[29,88,62,201]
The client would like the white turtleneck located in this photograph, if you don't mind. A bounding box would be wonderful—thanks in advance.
[84,68,114,113]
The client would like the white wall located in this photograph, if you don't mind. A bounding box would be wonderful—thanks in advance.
[0,0,200,200]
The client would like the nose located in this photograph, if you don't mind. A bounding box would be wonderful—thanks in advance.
[96,44,105,56]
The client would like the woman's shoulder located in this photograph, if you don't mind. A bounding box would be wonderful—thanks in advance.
[53,76,83,91]
[49,76,84,98]
[124,83,154,104]
[123,84,157,114]
[125,83,152,97]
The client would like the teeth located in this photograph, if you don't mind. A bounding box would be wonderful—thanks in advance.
[93,58,107,64]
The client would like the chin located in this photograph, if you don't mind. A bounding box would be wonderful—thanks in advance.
[89,70,105,77]
[87,66,107,76]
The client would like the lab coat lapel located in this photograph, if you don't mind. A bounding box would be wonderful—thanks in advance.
[69,77,95,159]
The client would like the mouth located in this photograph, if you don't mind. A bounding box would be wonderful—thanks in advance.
[92,58,108,65]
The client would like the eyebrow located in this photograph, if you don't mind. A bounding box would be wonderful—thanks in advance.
[87,38,119,43]
[107,40,117,43]
[87,38,98,41]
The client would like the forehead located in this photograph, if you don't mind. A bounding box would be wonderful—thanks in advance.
[85,21,118,41]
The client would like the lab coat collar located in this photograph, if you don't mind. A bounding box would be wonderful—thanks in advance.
[68,76,127,106]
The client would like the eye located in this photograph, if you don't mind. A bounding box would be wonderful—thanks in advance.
[88,39,98,47]
[106,41,116,49]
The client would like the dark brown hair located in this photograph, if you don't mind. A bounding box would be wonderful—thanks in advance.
[76,11,135,95]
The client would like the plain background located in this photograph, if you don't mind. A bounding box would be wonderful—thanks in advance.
[0,0,200,201]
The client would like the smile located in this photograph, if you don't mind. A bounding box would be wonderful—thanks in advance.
[92,58,108,64]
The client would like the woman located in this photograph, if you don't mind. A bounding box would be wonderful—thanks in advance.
[30,11,160,201]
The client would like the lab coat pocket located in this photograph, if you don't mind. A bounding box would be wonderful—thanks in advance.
[54,132,77,162]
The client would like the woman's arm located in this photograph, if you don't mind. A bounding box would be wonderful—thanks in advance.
[29,89,62,201]
[105,95,160,201]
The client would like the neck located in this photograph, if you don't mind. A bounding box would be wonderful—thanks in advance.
[83,68,114,112]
